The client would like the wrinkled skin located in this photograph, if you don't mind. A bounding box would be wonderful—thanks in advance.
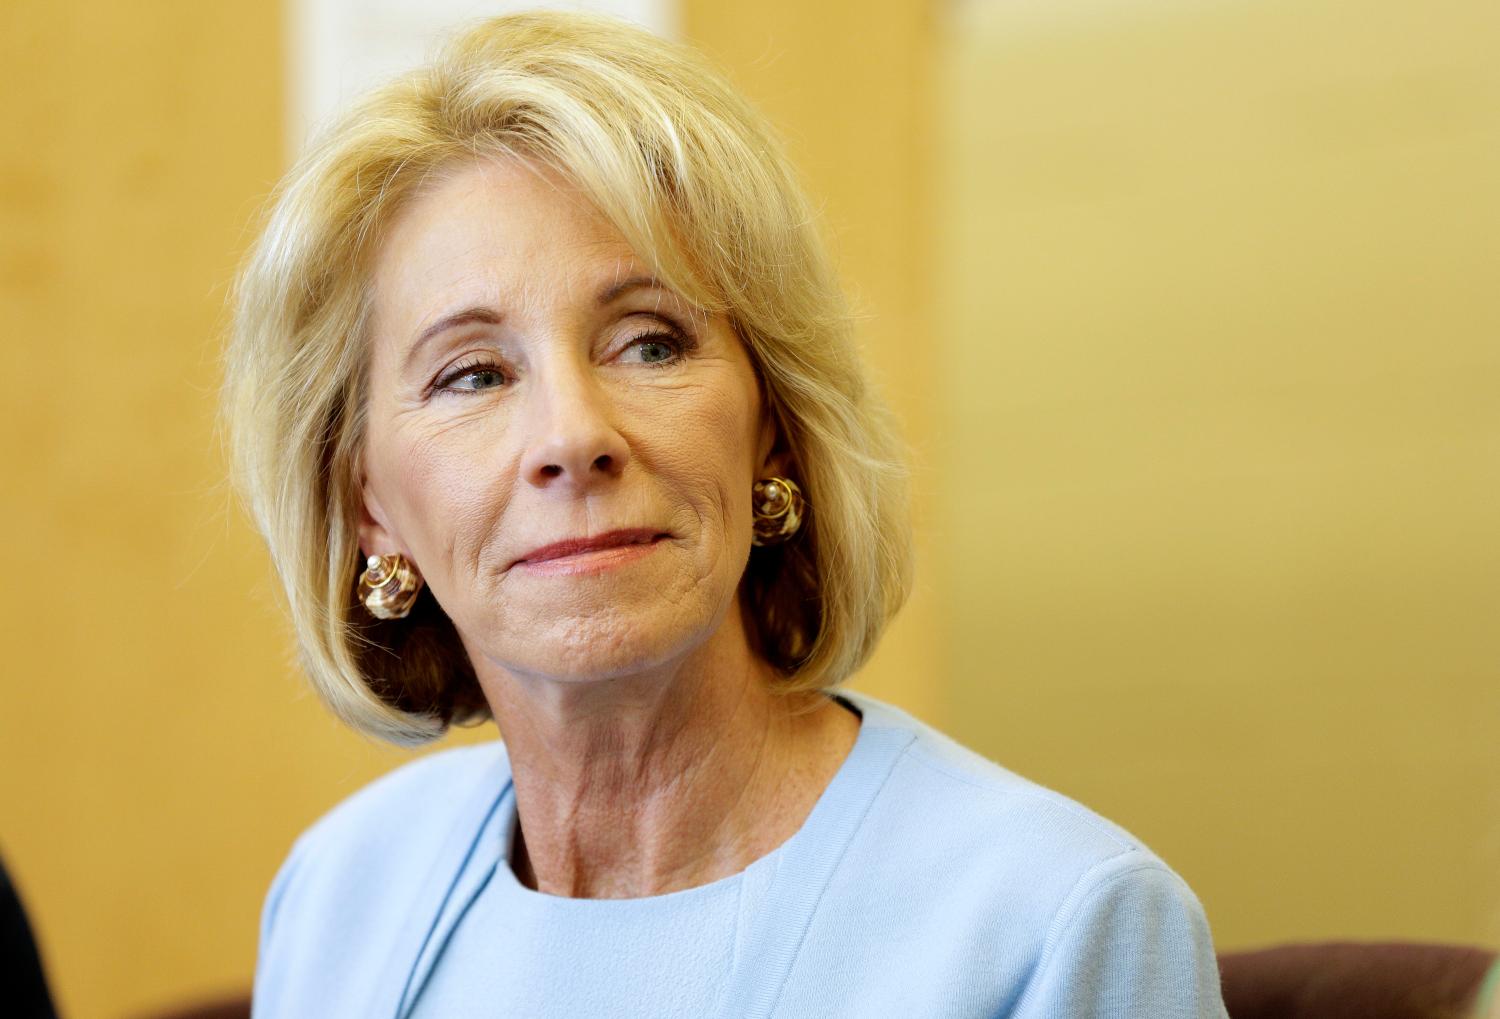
[358,156,777,690]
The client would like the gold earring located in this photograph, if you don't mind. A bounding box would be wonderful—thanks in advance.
[358,553,423,619]
[751,477,804,546]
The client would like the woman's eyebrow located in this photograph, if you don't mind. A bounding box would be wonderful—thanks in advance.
[596,274,666,305]
[599,275,701,323]
[404,307,503,372]
[404,277,675,371]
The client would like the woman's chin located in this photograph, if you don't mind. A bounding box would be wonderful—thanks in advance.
[473,611,714,686]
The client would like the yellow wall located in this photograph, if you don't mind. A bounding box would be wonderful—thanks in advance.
[1,0,1493,1016]
[0,3,401,1016]
[934,0,1499,949]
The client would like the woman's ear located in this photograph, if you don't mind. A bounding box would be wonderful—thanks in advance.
[356,475,402,561]
[754,407,793,479]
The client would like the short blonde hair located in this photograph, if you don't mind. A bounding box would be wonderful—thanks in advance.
[225,11,912,745]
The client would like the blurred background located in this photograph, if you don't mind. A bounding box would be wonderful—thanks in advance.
[1,0,1495,1015]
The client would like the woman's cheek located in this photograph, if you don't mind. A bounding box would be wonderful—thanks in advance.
[397,425,508,571]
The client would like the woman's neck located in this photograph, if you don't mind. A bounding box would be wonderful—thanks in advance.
[477,632,860,899]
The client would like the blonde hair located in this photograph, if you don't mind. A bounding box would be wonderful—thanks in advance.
[224,11,912,745]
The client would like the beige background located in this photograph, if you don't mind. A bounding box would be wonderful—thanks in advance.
[933,0,1499,948]
[0,1,1494,1016]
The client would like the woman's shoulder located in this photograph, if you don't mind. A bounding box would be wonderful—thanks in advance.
[302,740,506,843]
[843,691,1191,903]
[800,693,1226,1016]
[254,741,511,1013]
[251,741,511,1015]
[280,740,509,879]
[263,741,508,932]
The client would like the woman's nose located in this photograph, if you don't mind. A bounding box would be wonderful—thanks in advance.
[518,364,629,490]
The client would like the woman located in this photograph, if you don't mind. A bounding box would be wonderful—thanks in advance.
[227,11,1228,1018]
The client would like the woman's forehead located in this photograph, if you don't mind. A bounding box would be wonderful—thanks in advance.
[380,162,628,289]
[369,158,695,340]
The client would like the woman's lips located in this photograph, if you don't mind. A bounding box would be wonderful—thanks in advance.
[514,529,666,576]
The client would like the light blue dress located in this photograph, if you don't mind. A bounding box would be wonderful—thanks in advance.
[253,691,1228,1018]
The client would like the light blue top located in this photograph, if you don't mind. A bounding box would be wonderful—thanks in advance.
[253,691,1228,1018]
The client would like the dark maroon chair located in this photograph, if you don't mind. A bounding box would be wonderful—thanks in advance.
[132,997,250,1019]
[1218,941,1496,1019]
[136,941,1497,1018]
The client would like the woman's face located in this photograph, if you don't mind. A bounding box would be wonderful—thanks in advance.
[357,157,776,684]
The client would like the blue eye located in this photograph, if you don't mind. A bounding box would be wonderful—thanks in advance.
[637,339,676,363]
[623,332,686,365]
[437,360,506,392]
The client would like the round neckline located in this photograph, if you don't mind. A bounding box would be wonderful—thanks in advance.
[491,693,865,907]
